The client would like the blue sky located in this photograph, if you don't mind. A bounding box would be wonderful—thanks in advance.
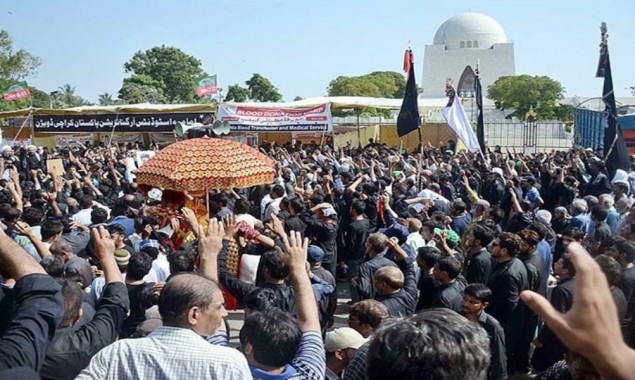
[1,0,634,102]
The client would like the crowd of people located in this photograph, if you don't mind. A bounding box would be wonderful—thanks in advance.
[2,138,635,379]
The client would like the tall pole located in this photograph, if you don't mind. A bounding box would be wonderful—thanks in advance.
[356,108,362,148]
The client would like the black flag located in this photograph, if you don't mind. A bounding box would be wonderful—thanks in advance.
[597,22,629,179]
[397,49,420,137]
[475,67,486,153]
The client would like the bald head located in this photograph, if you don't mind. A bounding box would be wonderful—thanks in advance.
[159,274,222,328]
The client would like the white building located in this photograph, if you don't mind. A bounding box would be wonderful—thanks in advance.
[422,12,516,98]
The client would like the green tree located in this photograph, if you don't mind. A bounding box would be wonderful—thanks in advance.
[119,77,167,104]
[55,84,90,108]
[630,85,635,96]
[245,73,282,102]
[327,71,406,98]
[0,29,43,111]
[327,71,406,116]
[0,30,41,82]
[224,84,250,102]
[487,75,565,120]
[98,92,118,106]
[122,45,205,103]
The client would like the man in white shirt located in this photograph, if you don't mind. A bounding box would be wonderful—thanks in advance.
[71,195,110,227]
[77,274,251,379]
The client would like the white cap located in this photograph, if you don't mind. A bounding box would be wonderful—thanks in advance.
[325,327,367,352]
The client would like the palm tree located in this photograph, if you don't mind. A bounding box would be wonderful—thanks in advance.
[56,84,91,107]
[98,92,115,106]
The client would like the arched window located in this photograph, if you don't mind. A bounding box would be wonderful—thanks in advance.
[473,41,479,48]
[460,41,465,48]
[466,41,472,48]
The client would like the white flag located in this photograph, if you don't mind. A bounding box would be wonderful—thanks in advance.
[442,96,482,153]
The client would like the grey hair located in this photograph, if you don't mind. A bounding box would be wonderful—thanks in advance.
[535,209,552,224]
[571,199,588,215]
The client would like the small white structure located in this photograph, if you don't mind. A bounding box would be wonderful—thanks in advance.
[422,12,516,98]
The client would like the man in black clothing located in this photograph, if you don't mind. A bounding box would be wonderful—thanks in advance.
[41,226,130,380]
[532,254,576,371]
[0,227,64,375]
[344,201,371,302]
[432,256,465,312]
[462,284,507,380]
[591,206,612,251]
[301,202,338,276]
[219,242,296,314]
[607,240,635,302]
[465,224,495,284]
[584,159,611,198]
[308,245,337,333]
[373,238,417,317]
[415,246,441,311]
[483,170,505,207]
[284,198,307,237]
[355,232,397,301]
[119,252,153,339]
[486,232,528,376]
[518,229,550,374]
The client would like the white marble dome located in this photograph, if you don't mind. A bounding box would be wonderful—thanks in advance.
[433,12,508,50]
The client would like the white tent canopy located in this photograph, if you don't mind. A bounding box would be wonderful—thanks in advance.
[0,96,449,118]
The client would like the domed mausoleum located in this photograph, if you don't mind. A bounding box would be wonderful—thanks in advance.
[422,12,515,98]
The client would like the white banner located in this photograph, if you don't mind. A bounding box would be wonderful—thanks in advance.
[218,103,332,132]
[442,97,482,153]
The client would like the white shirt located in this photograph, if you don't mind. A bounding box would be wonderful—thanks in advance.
[144,253,171,283]
[76,327,251,380]
[405,232,426,255]
[71,204,111,227]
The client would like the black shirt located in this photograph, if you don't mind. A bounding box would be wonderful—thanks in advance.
[519,251,548,298]
[219,241,296,314]
[343,219,371,262]
[0,274,63,372]
[119,282,154,339]
[40,282,129,380]
[487,258,529,331]
[374,258,418,317]
[475,311,508,380]
[357,254,398,300]
[466,248,494,285]
[432,280,465,312]
[620,266,635,302]
[416,274,440,311]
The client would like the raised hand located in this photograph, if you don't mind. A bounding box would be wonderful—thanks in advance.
[279,230,309,273]
[521,243,635,379]
[92,226,116,262]
[198,218,225,258]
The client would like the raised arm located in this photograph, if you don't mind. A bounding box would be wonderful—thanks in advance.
[280,231,320,333]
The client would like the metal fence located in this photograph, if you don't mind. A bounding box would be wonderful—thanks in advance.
[485,122,573,153]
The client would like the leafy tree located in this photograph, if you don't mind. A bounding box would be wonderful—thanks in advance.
[98,92,118,106]
[487,75,565,120]
[0,29,43,111]
[630,85,635,96]
[119,77,167,104]
[327,71,406,98]
[0,30,41,82]
[327,71,406,116]
[224,84,250,102]
[554,104,575,122]
[245,74,282,102]
[54,84,90,108]
[122,45,205,103]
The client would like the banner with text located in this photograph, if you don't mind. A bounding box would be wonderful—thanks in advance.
[33,113,213,133]
[217,103,332,133]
